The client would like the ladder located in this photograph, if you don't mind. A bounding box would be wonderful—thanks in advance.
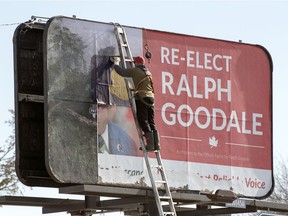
[113,23,135,69]
[113,23,177,216]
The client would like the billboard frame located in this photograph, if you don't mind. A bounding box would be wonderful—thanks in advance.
[14,15,274,199]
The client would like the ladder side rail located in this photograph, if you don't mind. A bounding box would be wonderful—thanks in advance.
[156,152,177,214]
[124,79,165,215]
[114,26,127,68]
[121,28,135,67]
[114,23,134,69]
[124,79,147,154]
[115,24,175,215]
[116,23,134,65]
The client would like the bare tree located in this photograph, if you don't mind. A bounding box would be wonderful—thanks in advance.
[268,157,288,204]
[0,109,20,195]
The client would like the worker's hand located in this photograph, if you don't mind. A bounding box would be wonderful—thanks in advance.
[110,57,121,65]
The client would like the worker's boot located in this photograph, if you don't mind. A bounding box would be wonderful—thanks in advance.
[141,131,155,152]
[153,130,160,150]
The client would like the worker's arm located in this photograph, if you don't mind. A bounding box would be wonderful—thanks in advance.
[110,56,129,77]
[113,65,129,77]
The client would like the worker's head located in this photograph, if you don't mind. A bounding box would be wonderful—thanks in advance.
[134,56,145,65]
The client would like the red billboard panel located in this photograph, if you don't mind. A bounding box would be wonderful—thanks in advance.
[44,17,272,198]
[145,30,272,197]
[150,30,272,168]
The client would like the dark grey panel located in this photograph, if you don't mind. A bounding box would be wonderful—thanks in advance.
[13,23,59,187]
[44,17,142,184]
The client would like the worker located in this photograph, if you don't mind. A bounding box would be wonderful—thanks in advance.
[110,56,159,151]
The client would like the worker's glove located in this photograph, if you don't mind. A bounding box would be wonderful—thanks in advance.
[110,56,121,65]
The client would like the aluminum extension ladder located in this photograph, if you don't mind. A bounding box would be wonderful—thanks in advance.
[113,23,177,216]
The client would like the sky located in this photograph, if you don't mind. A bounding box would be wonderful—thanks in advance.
[1,0,288,215]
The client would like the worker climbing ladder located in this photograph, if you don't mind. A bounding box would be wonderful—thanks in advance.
[113,23,177,216]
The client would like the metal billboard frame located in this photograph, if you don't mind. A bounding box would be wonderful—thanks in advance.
[1,186,288,215]
[13,15,273,202]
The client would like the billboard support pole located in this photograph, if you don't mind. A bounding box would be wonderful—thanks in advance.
[68,196,99,216]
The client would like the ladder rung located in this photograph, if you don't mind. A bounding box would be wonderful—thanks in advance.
[151,165,163,169]
[163,212,176,216]
[155,180,166,184]
[160,196,171,200]
[116,27,123,33]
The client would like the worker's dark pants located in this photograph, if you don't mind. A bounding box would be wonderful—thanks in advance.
[136,97,156,133]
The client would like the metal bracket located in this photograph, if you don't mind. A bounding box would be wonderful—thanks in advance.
[18,93,44,103]
[205,189,237,203]
[30,15,50,24]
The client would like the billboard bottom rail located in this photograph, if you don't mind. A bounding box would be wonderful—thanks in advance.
[1,185,288,215]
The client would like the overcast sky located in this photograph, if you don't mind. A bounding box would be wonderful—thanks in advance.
[1,1,288,215]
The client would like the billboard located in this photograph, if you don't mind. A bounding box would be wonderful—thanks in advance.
[42,16,272,198]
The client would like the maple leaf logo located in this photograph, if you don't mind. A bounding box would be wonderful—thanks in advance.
[209,136,218,148]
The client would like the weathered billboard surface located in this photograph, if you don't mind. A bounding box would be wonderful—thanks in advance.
[45,16,272,198]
